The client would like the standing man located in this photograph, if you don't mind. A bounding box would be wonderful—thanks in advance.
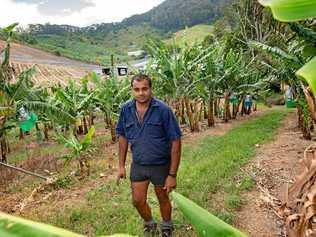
[116,74,182,237]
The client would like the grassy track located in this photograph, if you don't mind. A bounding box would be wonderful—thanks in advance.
[25,109,288,236]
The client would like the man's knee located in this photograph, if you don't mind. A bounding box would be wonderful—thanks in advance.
[132,196,147,207]
[155,189,170,205]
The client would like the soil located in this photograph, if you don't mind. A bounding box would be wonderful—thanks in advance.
[234,111,314,237]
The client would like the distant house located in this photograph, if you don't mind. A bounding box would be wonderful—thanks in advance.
[128,50,145,57]
[101,65,128,76]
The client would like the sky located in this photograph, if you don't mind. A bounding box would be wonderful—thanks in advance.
[0,0,165,28]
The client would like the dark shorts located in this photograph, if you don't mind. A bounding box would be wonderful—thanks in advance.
[130,162,170,186]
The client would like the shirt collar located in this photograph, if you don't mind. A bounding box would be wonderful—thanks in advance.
[128,97,159,108]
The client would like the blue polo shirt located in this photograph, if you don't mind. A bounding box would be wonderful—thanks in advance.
[116,98,182,165]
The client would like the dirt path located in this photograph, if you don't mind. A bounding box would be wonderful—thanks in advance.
[234,111,314,237]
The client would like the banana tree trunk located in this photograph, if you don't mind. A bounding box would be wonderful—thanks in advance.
[240,97,246,116]
[192,101,200,132]
[110,119,117,142]
[44,124,49,141]
[253,100,257,111]
[0,117,7,163]
[297,102,311,140]
[223,92,231,123]
[19,128,24,140]
[198,102,204,122]
[184,97,195,132]
[232,103,237,119]
[89,111,94,126]
[214,99,218,117]
[180,99,186,125]
[79,157,90,179]
[83,116,88,134]
[175,101,181,124]
[207,99,215,127]
[203,102,208,120]
[106,114,112,128]
[0,136,8,163]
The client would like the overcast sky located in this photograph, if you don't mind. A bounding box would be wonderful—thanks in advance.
[0,0,165,28]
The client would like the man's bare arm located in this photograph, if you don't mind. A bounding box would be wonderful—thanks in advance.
[118,135,128,179]
[169,139,181,175]
[164,138,181,193]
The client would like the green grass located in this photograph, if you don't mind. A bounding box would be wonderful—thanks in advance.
[165,24,214,46]
[23,109,287,236]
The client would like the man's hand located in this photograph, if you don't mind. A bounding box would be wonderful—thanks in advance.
[164,176,177,194]
[117,166,126,185]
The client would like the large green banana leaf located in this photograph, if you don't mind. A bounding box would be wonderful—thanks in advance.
[258,0,316,22]
[0,212,133,237]
[171,192,247,237]
[296,57,316,95]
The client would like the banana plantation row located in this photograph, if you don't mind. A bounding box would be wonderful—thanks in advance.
[1,15,314,168]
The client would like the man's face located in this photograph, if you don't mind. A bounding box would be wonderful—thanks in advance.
[132,79,152,104]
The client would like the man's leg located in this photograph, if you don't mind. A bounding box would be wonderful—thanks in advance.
[154,186,171,221]
[131,180,152,221]
[154,186,173,236]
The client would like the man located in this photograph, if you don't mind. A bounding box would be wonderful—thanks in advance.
[116,74,182,237]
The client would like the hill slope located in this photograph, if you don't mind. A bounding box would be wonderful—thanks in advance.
[5,0,230,64]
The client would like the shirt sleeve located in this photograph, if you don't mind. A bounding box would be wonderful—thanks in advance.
[116,107,125,137]
[162,107,182,140]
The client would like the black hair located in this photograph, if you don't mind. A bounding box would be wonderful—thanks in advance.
[131,74,152,88]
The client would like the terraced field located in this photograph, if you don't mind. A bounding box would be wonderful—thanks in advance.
[0,40,102,85]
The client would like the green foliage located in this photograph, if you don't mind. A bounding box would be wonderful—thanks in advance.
[0,212,134,237]
[258,0,316,22]
[0,212,86,237]
[52,175,75,189]
[239,176,256,191]
[296,57,316,95]
[171,192,247,237]
[165,24,214,46]
[57,126,95,164]
[225,195,242,210]
[91,72,130,121]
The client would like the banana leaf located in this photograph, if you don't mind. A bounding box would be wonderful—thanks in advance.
[0,212,134,237]
[296,57,316,95]
[171,192,247,237]
[258,0,316,22]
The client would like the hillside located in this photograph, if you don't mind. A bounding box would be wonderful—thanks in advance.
[165,24,214,45]
[122,0,228,32]
[6,0,230,64]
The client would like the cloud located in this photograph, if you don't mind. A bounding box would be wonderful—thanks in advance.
[0,0,165,27]
[13,0,95,16]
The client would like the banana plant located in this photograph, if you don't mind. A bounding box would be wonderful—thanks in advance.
[171,192,247,237]
[54,79,95,135]
[56,126,95,178]
[250,40,314,139]
[258,0,316,96]
[91,72,130,142]
[0,23,75,162]
[146,39,213,131]
[0,212,134,237]
[258,0,316,22]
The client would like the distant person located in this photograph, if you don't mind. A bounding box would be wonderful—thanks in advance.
[244,94,253,115]
[116,74,182,237]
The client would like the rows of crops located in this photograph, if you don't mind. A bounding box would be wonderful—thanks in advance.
[8,62,89,86]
